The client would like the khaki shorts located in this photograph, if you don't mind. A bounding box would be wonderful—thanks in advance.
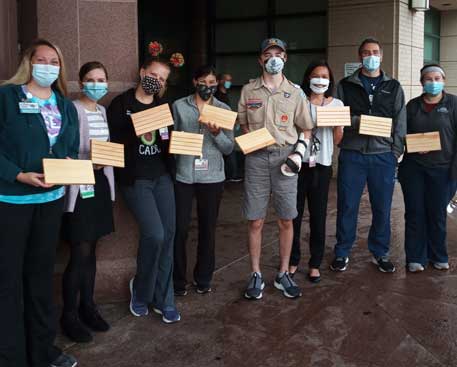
[243,146,298,220]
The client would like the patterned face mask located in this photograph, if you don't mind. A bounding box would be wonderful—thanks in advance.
[264,56,285,75]
[141,75,162,95]
[196,84,217,101]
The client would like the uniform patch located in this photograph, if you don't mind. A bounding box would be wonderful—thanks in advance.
[281,114,289,123]
[247,99,263,109]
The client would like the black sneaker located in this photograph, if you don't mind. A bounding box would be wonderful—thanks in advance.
[196,285,212,294]
[174,288,188,296]
[193,281,212,294]
[60,312,92,343]
[274,272,302,298]
[49,353,77,367]
[244,272,265,300]
[330,256,349,272]
[79,304,110,332]
[372,256,396,273]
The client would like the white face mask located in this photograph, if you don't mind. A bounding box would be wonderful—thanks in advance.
[309,77,330,94]
[264,57,285,75]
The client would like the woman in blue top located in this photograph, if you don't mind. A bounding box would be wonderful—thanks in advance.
[0,39,79,367]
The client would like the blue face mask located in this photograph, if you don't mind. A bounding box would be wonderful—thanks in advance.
[83,82,108,101]
[423,81,444,96]
[32,64,60,87]
[362,55,381,73]
[223,81,232,89]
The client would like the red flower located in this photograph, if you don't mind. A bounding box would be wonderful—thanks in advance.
[170,53,185,67]
[148,41,163,57]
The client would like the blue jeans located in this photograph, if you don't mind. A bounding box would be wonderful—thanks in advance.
[334,150,396,258]
[398,158,452,265]
[120,174,176,309]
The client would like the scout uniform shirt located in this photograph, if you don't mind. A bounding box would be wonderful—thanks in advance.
[237,76,314,146]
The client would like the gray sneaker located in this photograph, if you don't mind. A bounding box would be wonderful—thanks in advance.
[432,262,450,270]
[274,272,302,298]
[407,262,425,272]
[244,272,265,300]
[49,353,77,367]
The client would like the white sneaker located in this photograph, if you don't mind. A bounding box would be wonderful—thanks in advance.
[407,263,424,272]
[432,262,450,270]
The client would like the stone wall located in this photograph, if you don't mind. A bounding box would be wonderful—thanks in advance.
[0,0,18,81]
[327,0,424,100]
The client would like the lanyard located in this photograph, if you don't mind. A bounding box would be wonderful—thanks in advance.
[307,98,324,156]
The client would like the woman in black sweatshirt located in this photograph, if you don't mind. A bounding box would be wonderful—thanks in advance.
[398,64,457,273]
[107,57,180,324]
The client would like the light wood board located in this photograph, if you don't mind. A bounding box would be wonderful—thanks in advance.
[130,104,174,136]
[199,104,238,130]
[406,131,441,153]
[235,128,276,155]
[169,131,204,157]
[359,115,392,138]
[43,159,95,185]
[90,140,125,168]
[316,106,351,127]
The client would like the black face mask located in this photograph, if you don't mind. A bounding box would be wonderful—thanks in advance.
[141,76,162,95]
[196,84,217,101]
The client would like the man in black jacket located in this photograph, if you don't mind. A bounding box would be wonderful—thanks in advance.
[330,37,406,273]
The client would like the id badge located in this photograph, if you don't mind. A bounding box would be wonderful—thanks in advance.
[80,185,95,199]
[19,102,40,114]
[159,127,169,140]
[194,158,209,171]
[309,155,317,168]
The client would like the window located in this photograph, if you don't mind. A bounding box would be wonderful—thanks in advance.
[210,0,328,109]
[424,8,441,64]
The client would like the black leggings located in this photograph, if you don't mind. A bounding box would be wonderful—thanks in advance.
[62,240,98,313]
[290,164,332,269]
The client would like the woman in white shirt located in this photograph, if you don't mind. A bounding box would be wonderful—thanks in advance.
[289,60,344,283]
[61,61,115,343]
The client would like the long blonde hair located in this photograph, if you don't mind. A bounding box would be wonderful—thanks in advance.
[2,39,69,96]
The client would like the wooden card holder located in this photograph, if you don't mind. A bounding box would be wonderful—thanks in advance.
[130,104,174,136]
[43,159,95,185]
[316,106,351,127]
[169,131,204,157]
[90,140,125,168]
[359,115,392,138]
[235,128,276,155]
[406,132,441,153]
[199,104,238,130]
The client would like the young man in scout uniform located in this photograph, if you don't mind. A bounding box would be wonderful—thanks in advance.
[237,38,314,300]
[330,37,406,273]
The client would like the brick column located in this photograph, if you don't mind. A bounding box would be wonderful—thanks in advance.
[0,0,18,81]
[327,0,424,101]
[36,0,139,99]
[31,0,140,302]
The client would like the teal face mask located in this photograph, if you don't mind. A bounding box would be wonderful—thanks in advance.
[32,64,60,87]
[362,55,381,73]
[423,82,444,96]
[223,81,232,89]
[83,82,108,101]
